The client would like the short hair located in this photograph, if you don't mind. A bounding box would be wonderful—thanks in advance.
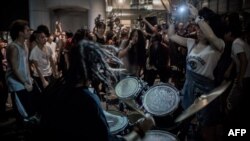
[29,30,38,43]
[37,25,50,37]
[9,19,29,41]
[114,17,120,22]
[96,22,106,29]
[225,12,242,37]
[72,29,92,44]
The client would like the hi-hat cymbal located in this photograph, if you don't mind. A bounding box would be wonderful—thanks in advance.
[175,81,231,123]
[108,68,127,72]
[122,99,147,118]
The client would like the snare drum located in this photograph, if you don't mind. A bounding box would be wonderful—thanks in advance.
[115,77,148,105]
[142,83,182,133]
[103,110,130,135]
[141,130,179,141]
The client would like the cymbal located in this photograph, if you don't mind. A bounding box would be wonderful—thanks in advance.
[122,99,147,118]
[108,67,127,72]
[175,81,231,122]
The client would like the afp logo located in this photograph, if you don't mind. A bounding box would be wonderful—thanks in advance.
[228,129,246,136]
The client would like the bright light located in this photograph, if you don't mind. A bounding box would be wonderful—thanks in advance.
[145,5,153,10]
[106,6,113,12]
[178,5,186,13]
[153,0,161,5]
[118,0,124,4]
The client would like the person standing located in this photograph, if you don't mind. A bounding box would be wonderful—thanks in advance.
[168,5,225,141]
[224,13,249,129]
[29,30,58,92]
[5,20,36,123]
[118,29,146,77]
[0,40,8,120]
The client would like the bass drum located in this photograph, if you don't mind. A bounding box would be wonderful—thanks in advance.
[103,110,131,135]
[141,130,179,141]
[115,77,148,105]
[142,83,183,134]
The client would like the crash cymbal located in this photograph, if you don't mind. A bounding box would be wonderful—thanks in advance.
[175,81,231,122]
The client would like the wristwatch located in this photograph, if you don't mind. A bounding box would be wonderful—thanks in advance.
[195,16,204,24]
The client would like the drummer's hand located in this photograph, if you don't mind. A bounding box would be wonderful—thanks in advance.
[136,113,155,133]
[123,114,155,141]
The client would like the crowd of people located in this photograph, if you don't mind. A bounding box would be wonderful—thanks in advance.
[0,3,249,141]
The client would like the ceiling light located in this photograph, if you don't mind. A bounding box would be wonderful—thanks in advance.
[118,0,124,4]
[106,6,113,12]
[153,0,161,5]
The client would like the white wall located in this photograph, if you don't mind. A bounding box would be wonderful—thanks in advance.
[29,0,106,33]
[45,0,89,10]
[51,10,88,33]
[29,0,89,32]
[29,0,50,30]
[88,0,106,31]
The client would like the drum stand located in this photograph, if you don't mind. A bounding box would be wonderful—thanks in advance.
[104,92,120,111]
[175,115,201,141]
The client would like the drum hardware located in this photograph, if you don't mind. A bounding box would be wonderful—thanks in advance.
[175,81,232,123]
[105,95,120,111]
[119,83,182,135]
[142,130,179,141]
[142,83,180,116]
[115,78,184,134]
[115,77,148,105]
[122,99,147,118]
[108,67,127,72]
[141,83,183,134]
[104,110,130,135]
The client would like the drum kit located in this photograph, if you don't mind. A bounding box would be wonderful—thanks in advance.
[103,110,130,135]
[105,76,231,140]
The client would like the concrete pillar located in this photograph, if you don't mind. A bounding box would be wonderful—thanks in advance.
[88,0,106,31]
[29,0,50,31]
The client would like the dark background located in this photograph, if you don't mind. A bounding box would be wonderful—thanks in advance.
[0,0,29,31]
[145,16,157,34]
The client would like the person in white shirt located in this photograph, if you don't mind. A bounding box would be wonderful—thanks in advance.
[29,30,58,92]
[45,34,57,64]
[168,5,225,141]
[224,13,249,129]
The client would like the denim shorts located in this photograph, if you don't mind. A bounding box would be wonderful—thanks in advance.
[181,70,223,126]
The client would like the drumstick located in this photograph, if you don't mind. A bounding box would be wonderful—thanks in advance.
[122,99,146,118]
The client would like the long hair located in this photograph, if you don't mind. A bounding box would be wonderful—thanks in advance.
[65,40,120,87]
[198,7,225,39]
[127,29,146,66]
[41,40,122,119]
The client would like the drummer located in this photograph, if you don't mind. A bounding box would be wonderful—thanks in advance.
[168,4,225,141]
[38,40,155,141]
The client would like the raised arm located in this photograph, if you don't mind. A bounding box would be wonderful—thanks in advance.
[189,4,224,52]
[118,39,131,58]
[168,23,188,47]
[196,18,224,52]
[142,17,157,33]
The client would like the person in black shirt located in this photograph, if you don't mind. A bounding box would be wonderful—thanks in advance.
[39,40,155,141]
[0,40,8,120]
